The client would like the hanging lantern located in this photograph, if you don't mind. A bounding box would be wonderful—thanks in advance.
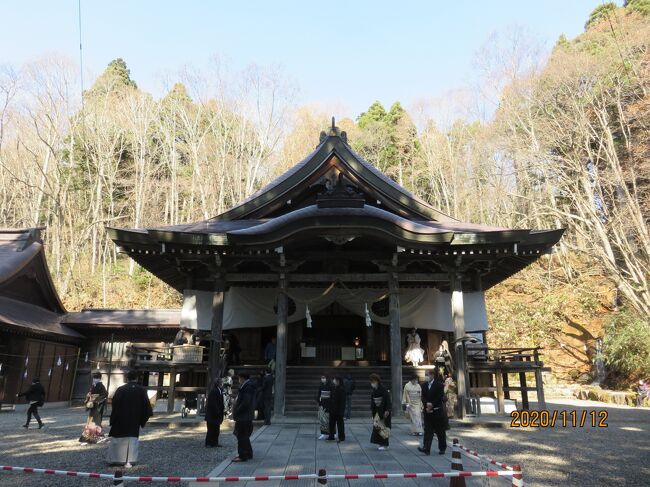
[365,303,372,327]
[56,356,62,367]
[23,370,28,378]
[48,368,52,377]
[65,363,69,371]
[25,357,29,366]
[85,352,89,363]
[305,304,312,329]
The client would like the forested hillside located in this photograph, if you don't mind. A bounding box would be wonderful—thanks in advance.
[0,3,648,386]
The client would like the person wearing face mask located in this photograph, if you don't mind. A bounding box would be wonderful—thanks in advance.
[418,368,446,455]
[79,373,108,444]
[369,373,391,450]
[327,376,346,442]
[316,375,331,440]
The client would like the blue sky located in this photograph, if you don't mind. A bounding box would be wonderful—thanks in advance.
[1,1,606,117]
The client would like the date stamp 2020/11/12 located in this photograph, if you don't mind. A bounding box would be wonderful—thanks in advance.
[510,409,608,428]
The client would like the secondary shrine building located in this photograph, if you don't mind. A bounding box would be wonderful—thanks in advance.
[108,122,563,417]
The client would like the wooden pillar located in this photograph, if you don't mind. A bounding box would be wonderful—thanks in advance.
[535,368,546,409]
[519,372,529,410]
[533,349,546,409]
[156,370,164,403]
[274,274,288,417]
[167,369,176,413]
[495,369,505,414]
[503,373,510,399]
[388,271,402,416]
[450,272,467,419]
[207,283,226,389]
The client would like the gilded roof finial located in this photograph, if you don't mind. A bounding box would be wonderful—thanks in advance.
[332,116,336,130]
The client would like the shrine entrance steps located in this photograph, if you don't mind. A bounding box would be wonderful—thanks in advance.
[284,365,434,416]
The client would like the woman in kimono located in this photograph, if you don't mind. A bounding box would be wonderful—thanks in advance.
[444,372,457,419]
[369,373,391,450]
[434,340,454,376]
[404,328,425,367]
[402,374,423,435]
[316,375,331,440]
[79,372,108,444]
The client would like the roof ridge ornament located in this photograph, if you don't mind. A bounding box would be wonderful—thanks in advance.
[319,117,348,144]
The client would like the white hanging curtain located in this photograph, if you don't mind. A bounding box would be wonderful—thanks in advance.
[221,286,488,332]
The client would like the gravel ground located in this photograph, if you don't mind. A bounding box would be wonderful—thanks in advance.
[0,406,236,486]
[1,400,648,487]
[452,399,650,487]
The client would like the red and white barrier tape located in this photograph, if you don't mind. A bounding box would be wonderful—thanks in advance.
[454,442,514,471]
[2,465,516,482]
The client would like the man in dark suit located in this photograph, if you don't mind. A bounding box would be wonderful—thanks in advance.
[232,372,256,462]
[418,368,447,455]
[205,378,225,447]
[327,376,346,442]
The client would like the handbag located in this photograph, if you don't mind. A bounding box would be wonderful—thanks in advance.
[373,413,391,439]
[86,400,94,409]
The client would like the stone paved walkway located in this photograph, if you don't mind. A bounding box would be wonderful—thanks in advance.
[214,422,509,487]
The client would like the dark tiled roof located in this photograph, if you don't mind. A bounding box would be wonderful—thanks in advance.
[0,296,81,339]
[0,228,66,314]
[63,309,181,328]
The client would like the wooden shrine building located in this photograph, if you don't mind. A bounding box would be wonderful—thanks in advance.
[0,229,82,409]
[108,121,564,418]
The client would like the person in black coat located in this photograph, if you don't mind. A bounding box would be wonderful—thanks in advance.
[418,368,447,455]
[369,373,391,450]
[205,378,225,447]
[343,375,355,420]
[17,378,45,429]
[261,368,274,425]
[327,376,346,442]
[107,371,153,466]
[232,372,256,462]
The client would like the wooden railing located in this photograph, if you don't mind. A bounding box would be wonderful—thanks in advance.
[467,346,543,364]
[127,343,207,365]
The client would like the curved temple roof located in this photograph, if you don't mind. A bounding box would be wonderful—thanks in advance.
[107,123,564,291]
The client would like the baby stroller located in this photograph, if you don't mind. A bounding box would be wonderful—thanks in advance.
[181,392,206,418]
